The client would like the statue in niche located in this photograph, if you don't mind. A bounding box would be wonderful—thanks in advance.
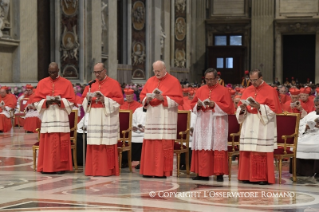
[160,26,166,49]
[61,25,80,61]
[174,48,186,68]
[133,6,145,23]
[63,0,77,9]
[132,42,145,65]
[132,1,145,30]
[175,0,186,13]
[101,1,107,30]
[0,0,10,38]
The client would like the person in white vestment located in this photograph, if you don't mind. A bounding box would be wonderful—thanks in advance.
[297,96,319,160]
[131,106,147,169]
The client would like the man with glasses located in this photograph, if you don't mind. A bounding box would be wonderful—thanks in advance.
[31,62,75,174]
[190,68,234,181]
[82,62,123,176]
[139,60,183,178]
[236,69,281,185]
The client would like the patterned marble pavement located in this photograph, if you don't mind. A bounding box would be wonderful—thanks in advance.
[0,128,318,211]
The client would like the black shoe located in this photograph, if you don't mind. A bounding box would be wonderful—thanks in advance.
[192,176,209,181]
[135,164,140,169]
[121,163,128,168]
[241,180,250,184]
[56,171,65,174]
[216,175,224,182]
[259,181,268,185]
[143,175,153,178]
[155,176,166,179]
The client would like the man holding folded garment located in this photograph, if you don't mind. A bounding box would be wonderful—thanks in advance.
[82,62,123,176]
[190,68,234,181]
[236,69,281,185]
[139,60,183,178]
[31,62,75,173]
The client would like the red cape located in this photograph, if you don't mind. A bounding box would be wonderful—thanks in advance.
[191,84,234,114]
[82,76,123,105]
[140,73,183,107]
[239,82,282,114]
[31,77,75,104]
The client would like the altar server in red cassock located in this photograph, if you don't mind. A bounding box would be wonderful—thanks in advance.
[120,88,142,113]
[82,62,123,176]
[31,62,75,173]
[236,69,281,185]
[139,60,183,178]
[190,68,234,181]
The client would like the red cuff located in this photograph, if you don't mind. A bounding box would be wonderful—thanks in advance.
[42,100,47,108]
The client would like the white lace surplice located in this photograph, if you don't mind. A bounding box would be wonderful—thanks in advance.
[192,103,228,151]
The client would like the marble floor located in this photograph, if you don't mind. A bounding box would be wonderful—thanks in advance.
[0,128,319,212]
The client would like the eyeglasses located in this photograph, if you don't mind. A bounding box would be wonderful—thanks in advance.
[93,69,104,75]
[205,78,216,81]
[249,78,260,82]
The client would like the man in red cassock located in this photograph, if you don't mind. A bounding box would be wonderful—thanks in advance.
[191,68,234,181]
[82,62,123,176]
[139,60,183,178]
[283,88,307,119]
[15,85,32,127]
[120,88,142,113]
[0,87,16,132]
[31,62,75,173]
[23,88,41,133]
[178,88,192,111]
[236,69,281,185]
[300,87,315,114]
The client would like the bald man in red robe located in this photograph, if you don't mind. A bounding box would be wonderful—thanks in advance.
[0,87,16,132]
[82,63,123,176]
[140,60,183,178]
[237,69,281,185]
[31,62,75,173]
[191,68,234,181]
[300,87,315,114]
[15,84,34,127]
[120,88,142,113]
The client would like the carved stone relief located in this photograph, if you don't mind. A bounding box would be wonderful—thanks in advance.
[131,41,145,65]
[60,0,79,79]
[60,25,79,61]
[174,48,186,68]
[275,22,319,34]
[174,0,186,68]
[131,0,146,79]
[175,17,186,41]
[0,0,10,38]
[132,1,145,31]
[61,0,78,16]
[175,0,186,13]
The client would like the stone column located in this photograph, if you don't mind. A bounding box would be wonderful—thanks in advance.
[316,32,319,83]
[18,0,38,82]
[107,0,118,80]
[190,0,206,81]
[250,0,274,83]
[275,30,283,83]
[162,0,170,67]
